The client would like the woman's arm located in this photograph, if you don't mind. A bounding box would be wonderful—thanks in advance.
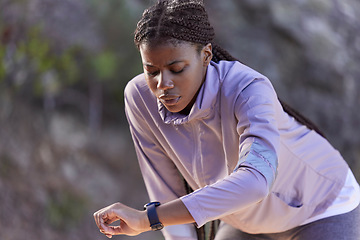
[93,199,194,238]
[94,163,270,238]
[157,199,195,225]
[94,79,198,239]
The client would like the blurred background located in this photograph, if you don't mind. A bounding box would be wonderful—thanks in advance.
[0,0,359,239]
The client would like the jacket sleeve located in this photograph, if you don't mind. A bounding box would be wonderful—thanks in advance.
[234,77,279,190]
[181,77,280,227]
[124,83,198,240]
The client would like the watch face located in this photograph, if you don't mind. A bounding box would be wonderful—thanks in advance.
[144,201,161,209]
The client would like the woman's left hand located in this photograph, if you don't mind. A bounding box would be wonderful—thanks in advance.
[93,202,150,238]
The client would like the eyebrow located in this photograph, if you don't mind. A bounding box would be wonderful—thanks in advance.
[144,60,184,68]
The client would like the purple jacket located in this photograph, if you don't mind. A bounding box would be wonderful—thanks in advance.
[124,61,348,239]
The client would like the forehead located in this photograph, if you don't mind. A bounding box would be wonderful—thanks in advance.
[139,41,200,66]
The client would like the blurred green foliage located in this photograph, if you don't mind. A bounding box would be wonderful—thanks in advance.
[1,25,79,99]
[46,189,88,230]
[16,27,81,96]
[0,0,144,122]
[0,153,17,178]
[92,51,118,80]
[0,44,5,81]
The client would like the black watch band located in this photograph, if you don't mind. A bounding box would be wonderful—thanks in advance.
[144,201,164,231]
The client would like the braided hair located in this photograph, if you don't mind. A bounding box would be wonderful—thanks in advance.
[134,0,213,47]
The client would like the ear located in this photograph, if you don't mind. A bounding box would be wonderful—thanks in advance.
[202,43,213,66]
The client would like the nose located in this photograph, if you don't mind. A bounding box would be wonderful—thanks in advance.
[157,71,174,90]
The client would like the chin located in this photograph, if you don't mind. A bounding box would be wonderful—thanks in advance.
[166,106,183,113]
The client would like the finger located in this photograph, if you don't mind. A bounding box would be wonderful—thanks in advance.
[94,212,102,230]
[93,211,99,225]
[96,212,102,228]
[99,214,108,232]
[102,224,114,234]
[104,217,120,225]
[97,212,108,232]
[99,218,115,235]
[100,213,115,229]
[94,211,105,223]
[109,225,122,234]
[101,225,124,236]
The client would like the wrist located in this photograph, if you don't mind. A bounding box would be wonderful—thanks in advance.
[141,209,152,232]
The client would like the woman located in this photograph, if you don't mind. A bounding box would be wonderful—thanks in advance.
[93,0,360,239]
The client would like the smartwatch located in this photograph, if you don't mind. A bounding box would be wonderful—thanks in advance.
[144,201,164,231]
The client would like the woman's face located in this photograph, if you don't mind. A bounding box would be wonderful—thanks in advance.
[139,41,212,114]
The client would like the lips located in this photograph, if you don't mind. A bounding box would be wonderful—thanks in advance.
[159,95,181,106]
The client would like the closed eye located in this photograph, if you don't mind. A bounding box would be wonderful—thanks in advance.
[147,71,159,77]
[171,68,184,74]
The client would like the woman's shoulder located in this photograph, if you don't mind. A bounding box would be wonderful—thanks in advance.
[210,60,272,95]
[124,73,148,96]
[211,60,269,84]
[124,73,155,110]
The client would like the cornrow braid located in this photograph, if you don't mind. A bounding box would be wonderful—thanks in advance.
[134,0,214,48]
[212,44,238,63]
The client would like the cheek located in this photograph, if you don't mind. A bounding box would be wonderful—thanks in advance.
[188,68,205,88]
[146,78,158,93]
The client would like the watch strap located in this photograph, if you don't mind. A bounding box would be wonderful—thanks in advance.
[144,201,163,231]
